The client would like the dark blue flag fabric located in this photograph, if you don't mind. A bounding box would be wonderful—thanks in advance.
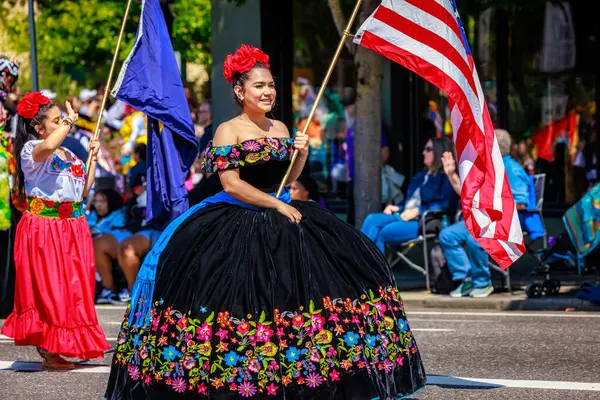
[112,0,198,227]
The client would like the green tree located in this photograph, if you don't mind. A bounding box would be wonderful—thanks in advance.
[171,0,211,65]
[0,0,141,92]
[0,0,210,93]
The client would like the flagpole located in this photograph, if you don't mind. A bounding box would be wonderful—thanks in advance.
[276,0,364,197]
[27,0,39,91]
[84,0,134,175]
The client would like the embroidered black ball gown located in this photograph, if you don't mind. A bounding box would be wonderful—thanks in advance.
[105,137,426,400]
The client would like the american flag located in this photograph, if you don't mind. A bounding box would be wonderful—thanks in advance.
[354,0,525,268]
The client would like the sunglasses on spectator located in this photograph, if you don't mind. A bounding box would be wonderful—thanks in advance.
[424,146,433,152]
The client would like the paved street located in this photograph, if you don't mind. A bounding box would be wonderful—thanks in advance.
[1,306,599,399]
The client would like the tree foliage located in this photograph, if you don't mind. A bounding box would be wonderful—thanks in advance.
[171,0,211,65]
[0,0,211,92]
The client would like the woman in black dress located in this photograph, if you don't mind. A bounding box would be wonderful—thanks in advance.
[105,44,425,400]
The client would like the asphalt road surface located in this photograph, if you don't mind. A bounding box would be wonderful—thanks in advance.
[1,306,599,399]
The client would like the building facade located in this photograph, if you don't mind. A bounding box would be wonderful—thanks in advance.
[211,0,599,213]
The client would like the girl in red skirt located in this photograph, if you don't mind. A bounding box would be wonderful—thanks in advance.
[1,92,110,370]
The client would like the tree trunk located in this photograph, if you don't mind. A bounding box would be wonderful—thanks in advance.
[353,0,383,228]
[327,0,355,53]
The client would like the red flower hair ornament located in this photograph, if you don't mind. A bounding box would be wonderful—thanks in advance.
[223,45,270,83]
[16,92,51,119]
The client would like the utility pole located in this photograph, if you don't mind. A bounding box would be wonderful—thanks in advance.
[28,0,39,91]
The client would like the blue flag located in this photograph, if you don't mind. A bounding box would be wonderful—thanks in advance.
[112,0,198,228]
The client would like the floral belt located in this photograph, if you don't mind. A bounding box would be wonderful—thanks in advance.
[26,197,83,219]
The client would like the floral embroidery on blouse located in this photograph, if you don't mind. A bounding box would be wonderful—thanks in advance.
[201,137,294,173]
[47,152,86,181]
[112,286,418,397]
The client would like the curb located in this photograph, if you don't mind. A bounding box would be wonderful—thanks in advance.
[401,293,600,312]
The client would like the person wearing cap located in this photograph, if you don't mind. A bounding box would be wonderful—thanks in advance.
[79,88,98,116]
[290,174,325,207]
[40,89,56,100]
[71,89,100,135]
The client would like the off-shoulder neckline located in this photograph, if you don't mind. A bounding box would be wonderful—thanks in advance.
[209,136,293,148]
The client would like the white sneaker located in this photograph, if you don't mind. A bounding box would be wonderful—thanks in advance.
[118,288,131,303]
[96,289,117,304]
[470,285,494,298]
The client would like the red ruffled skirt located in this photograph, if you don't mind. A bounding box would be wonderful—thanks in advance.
[1,211,110,359]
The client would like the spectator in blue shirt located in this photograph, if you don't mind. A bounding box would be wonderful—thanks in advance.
[439,129,531,298]
[361,136,458,253]
[86,189,133,304]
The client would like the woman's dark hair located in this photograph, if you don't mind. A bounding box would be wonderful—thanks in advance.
[296,174,321,202]
[232,62,270,107]
[92,188,124,217]
[13,101,56,201]
[133,142,147,162]
[428,136,455,174]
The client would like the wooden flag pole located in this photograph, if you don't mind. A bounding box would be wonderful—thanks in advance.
[276,0,364,197]
[84,0,134,175]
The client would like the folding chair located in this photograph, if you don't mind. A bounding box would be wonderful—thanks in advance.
[385,210,446,292]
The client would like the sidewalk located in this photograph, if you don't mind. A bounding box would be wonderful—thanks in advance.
[401,289,600,312]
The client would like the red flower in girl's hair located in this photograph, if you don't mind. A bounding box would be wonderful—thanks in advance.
[223,45,270,83]
[16,92,51,119]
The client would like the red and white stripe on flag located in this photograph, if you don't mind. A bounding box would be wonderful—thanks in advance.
[354,0,525,269]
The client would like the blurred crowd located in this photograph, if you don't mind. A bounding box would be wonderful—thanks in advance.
[292,77,406,225]
[1,71,595,304]
[2,82,329,305]
[292,76,598,214]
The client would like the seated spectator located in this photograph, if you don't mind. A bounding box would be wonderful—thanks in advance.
[439,129,543,298]
[87,188,126,237]
[361,137,458,252]
[118,179,162,293]
[118,229,160,294]
[127,143,146,192]
[87,189,132,304]
[517,139,536,175]
[196,102,213,152]
[290,174,325,206]
[120,106,147,173]
[188,173,224,206]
